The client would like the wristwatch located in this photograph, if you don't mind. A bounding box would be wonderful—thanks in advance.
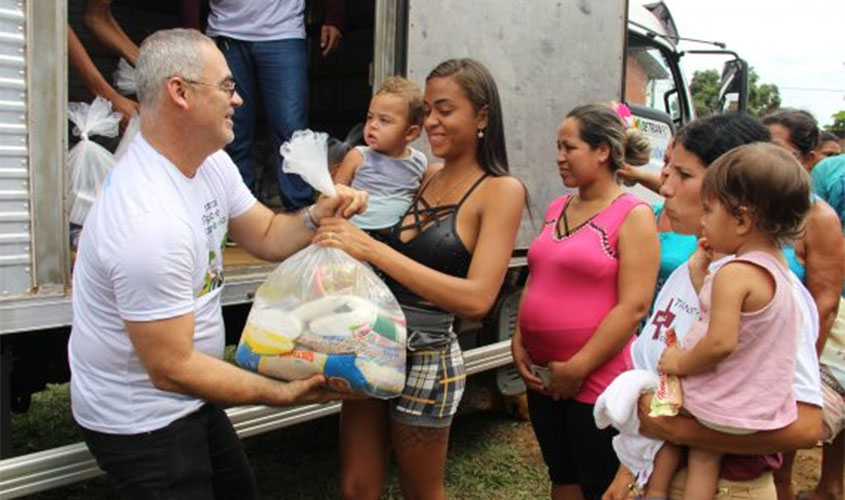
[301,204,319,231]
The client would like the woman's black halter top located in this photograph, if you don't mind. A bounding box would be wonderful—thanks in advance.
[383,173,489,310]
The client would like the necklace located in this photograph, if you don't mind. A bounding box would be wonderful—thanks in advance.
[423,168,483,207]
[557,192,624,238]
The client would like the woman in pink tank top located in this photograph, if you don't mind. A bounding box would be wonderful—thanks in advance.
[644,143,813,500]
[511,104,660,499]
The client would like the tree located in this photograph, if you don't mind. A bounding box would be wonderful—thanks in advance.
[689,67,781,118]
[689,69,720,117]
[825,111,845,138]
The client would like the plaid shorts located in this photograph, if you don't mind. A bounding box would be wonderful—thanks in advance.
[390,339,466,428]
[820,364,844,442]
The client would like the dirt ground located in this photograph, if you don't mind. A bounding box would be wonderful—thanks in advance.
[483,390,825,495]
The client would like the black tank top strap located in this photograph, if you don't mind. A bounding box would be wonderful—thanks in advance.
[455,173,489,208]
[384,173,489,311]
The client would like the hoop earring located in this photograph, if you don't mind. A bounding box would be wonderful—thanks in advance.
[477,129,485,139]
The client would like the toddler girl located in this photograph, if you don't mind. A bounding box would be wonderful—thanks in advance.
[647,142,813,499]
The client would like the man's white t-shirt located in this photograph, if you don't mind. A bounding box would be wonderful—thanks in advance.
[631,256,823,407]
[69,134,256,434]
[206,0,305,41]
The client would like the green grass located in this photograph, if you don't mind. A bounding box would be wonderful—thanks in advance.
[10,383,78,456]
[11,376,548,499]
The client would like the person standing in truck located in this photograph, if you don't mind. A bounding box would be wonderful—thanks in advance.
[68,28,367,499]
[206,0,346,210]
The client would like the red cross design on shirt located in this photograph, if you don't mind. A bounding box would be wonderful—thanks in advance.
[651,298,676,340]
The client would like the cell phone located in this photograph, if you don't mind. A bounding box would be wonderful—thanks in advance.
[532,364,552,388]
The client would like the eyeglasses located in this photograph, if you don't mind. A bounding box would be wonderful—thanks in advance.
[181,78,237,98]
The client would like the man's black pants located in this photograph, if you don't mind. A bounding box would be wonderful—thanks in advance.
[78,404,257,500]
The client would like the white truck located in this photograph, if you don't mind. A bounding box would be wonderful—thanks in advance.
[0,0,747,497]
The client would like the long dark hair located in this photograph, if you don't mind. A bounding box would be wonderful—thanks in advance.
[426,58,509,176]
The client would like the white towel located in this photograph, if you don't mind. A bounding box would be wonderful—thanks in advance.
[594,369,664,487]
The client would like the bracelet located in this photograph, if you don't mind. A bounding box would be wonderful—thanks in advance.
[302,205,319,231]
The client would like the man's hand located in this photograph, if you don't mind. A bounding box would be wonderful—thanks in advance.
[270,374,367,406]
[320,25,342,56]
[310,184,368,222]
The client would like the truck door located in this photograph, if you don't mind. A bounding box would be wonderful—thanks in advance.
[623,32,689,203]
[377,0,628,249]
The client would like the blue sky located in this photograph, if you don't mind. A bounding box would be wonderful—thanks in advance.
[665,0,844,126]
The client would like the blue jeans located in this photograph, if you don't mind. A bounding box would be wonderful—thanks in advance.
[217,37,315,211]
[78,404,257,500]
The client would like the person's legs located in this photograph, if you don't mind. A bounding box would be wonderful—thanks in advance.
[389,339,466,499]
[526,390,582,499]
[645,443,683,499]
[216,37,258,195]
[391,420,450,500]
[808,368,845,500]
[684,448,724,500]
[565,400,620,500]
[253,38,314,210]
[670,468,777,500]
[813,431,844,500]
[205,405,257,499]
[78,405,219,499]
[339,398,390,500]
[774,450,796,500]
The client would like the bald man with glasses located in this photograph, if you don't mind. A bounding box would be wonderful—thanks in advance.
[68,29,367,499]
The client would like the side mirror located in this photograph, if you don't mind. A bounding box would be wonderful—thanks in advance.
[718,58,749,114]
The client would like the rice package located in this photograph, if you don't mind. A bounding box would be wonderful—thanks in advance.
[236,129,406,398]
[67,97,122,225]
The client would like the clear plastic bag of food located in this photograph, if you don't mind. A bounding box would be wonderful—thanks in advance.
[235,246,407,398]
[67,97,122,225]
[236,129,406,398]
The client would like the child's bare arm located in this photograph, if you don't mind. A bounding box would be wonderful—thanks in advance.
[333,148,364,186]
[662,264,749,375]
[687,238,712,293]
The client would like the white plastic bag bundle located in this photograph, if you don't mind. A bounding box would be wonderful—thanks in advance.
[113,58,137,95]
[279,129,336,198]
[237,129,406,398]
[114,112,140,161]
[67,97,122,225]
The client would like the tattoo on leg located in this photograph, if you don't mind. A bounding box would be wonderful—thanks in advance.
[394,425,449,451]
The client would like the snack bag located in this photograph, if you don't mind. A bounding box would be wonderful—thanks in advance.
[649,327,683,417]
[236,130,406,398]
[67,97,122,225]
